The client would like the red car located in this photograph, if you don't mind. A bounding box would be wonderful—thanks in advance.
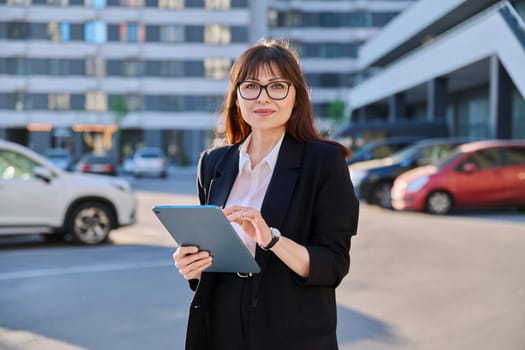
[391,140,525,214]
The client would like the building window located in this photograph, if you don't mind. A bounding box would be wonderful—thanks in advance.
[319,44,341,58]
[125,93,144,111]
[205,0,229,10]
[48,93,70,110]
[85,91,107,112]
[86,0,106,8]
[160,61,184,77]
[160,25,185,43]
[86,56,106,77]
[120,0,144,7]
[85,21,107,43]
[204,24,230,45]
[10,57,31,75]
[283,11,302,27]
[7,0,31,5]
[512,88,525,139]
[8,22,30,39]
[48,22,70,42]
[49,59,69,75]
[268,9,278,28]
[13,91,31,111]
[119,23,145,43]
[204,57,230,79]
[350,12,371,27]
[122,59,143,77]
[158,0,183,9]
[47,0,69,5]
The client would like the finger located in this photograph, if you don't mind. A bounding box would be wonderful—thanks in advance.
[181,257,213,279]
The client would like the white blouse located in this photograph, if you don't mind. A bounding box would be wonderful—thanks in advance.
[224,133,285,256]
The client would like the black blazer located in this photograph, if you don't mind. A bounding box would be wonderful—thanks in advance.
[185,134,359,350]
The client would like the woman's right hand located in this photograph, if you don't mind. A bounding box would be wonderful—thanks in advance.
[173,246,213,281]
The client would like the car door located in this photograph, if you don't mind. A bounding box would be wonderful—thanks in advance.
[500,146,525,204]
[0,149,63,227]
[452,148,503,207]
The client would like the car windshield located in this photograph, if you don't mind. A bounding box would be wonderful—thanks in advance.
[139,152,162,158]
[351,143,377,159]
[85,156,112,163]
[436,149,463,170]
[388,144,421,163]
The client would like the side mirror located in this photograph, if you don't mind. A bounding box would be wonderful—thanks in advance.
[462,162,477,173]
[34,166,54,183]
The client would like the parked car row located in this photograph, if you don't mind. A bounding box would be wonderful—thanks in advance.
[391,140,525,214]
[0,139,136,245]
[41,147,169,179]
[349,138,525,214]
[123,148,168,179]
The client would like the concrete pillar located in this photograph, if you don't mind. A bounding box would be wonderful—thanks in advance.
[185,129,205,166]
[489,56,512,138]
[74,132,83,160]
[249,1,269,43]
[388,93,405,122]
[427,77,448,120]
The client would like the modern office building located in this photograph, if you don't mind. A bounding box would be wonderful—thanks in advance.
[0,0,413,165]
[346,0,525,146]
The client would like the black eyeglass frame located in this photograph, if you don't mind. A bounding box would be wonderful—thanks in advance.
[236,80,293,101]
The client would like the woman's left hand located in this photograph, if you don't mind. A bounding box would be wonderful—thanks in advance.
[223,205,272,247]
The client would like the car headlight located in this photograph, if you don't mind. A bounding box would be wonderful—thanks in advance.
[349,169,368,187]
[110,179,133,193]
[406,176,429,193]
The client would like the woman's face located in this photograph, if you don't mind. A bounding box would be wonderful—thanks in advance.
[235,64,296,135]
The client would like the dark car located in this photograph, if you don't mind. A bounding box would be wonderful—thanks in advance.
[349,138,475,208]
[75,153,118,176]
[392,140,525,214]
[347,136,423,165]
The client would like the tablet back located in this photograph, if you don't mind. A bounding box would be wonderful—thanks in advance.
[152,205,260,273]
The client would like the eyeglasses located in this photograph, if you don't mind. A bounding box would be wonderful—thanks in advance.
[236,80,292,100]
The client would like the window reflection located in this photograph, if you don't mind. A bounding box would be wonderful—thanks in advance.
[48,93,70,110]
[158,0,184,9]
[85,91,107,112]
[205,0,230,10]
[119,23,145,43]
[204,57,231,79]
[85,21,107,43]
[204,24,230,45]
[160,25,185,43]
[85,56,106,77]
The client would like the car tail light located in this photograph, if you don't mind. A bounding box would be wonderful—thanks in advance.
[105,164,115,172]
[81,164,91,172]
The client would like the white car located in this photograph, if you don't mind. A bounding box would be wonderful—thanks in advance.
[132,147,168,178]
[0,139,136,245]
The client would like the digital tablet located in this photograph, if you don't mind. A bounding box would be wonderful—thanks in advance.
[152,205,260,273]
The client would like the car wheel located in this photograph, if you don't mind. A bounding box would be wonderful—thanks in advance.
[67,202,113,245]
[425,191,453,215]
[371,181,393,208]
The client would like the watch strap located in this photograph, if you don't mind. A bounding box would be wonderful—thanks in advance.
[261,227,281,251]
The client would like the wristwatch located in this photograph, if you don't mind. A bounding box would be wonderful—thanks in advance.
[261,227,281,251]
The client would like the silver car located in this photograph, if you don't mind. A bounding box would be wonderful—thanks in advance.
[0,140,136,244]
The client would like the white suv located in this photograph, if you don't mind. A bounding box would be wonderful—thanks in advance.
[0,139,136,245]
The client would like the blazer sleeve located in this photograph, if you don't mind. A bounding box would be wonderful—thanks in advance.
[304,145,359,288]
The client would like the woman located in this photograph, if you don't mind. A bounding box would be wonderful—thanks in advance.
[173,39,359,350]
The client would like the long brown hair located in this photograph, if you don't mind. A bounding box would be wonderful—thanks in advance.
[217,39,350,157]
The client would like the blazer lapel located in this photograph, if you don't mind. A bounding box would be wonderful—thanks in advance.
[207,145,240,207]
[253,135,303,293]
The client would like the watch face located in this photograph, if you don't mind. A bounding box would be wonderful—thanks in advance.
[270,227,281,237]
